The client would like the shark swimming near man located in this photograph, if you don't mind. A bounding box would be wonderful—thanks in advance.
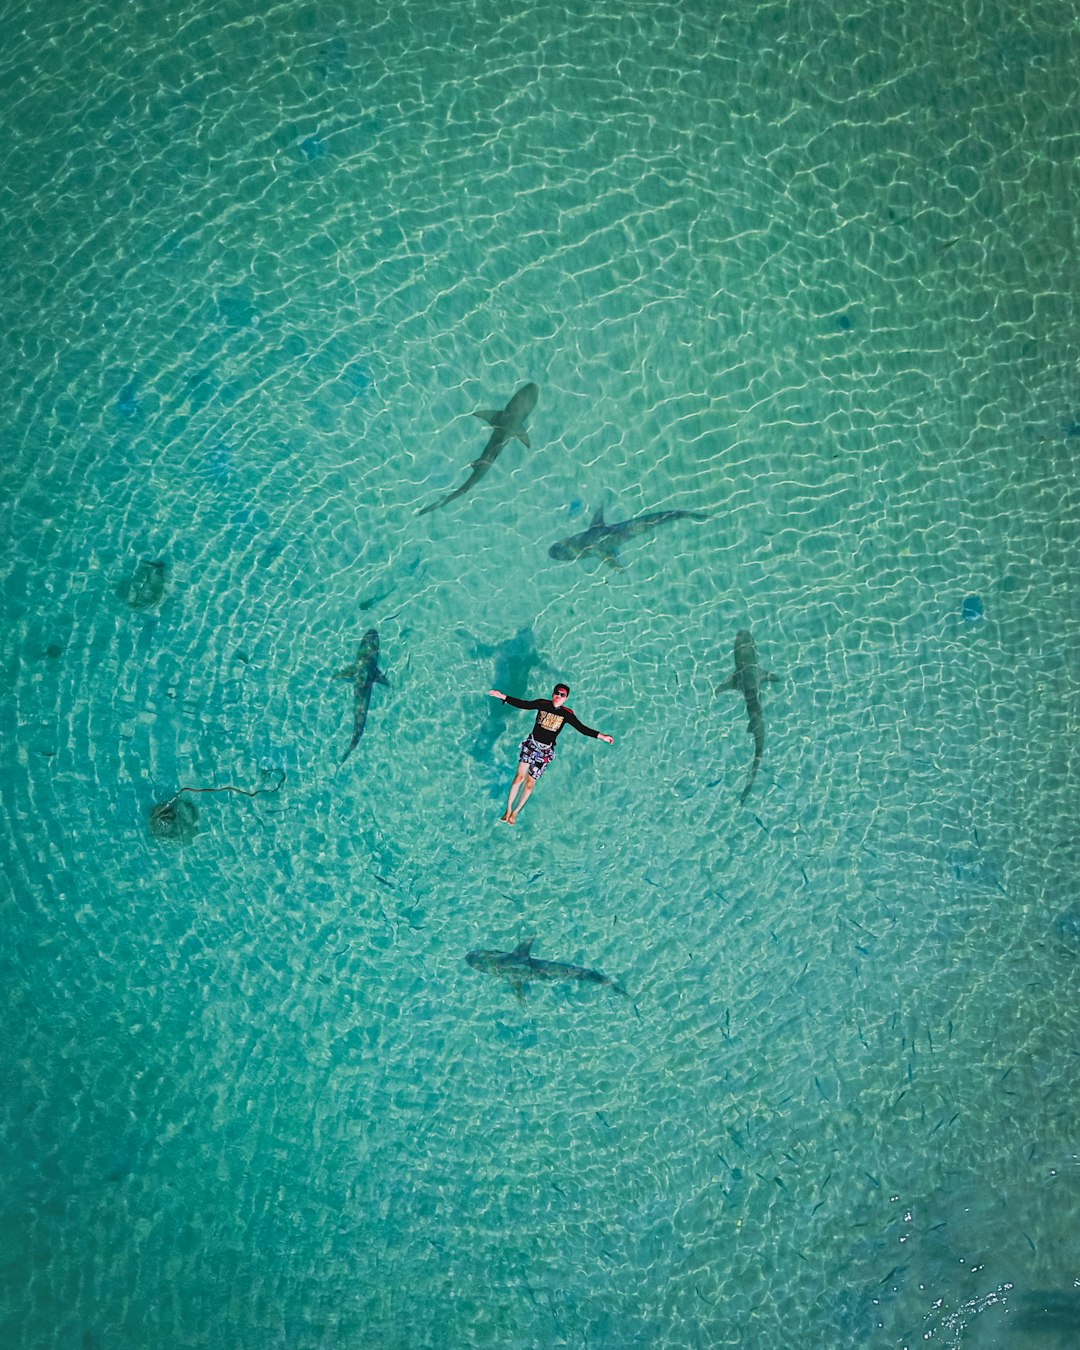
[417,382,539,515]
[334,628,389,764]
[465,937,634,1009]
[548,505,710,567]
[717,629,778,803]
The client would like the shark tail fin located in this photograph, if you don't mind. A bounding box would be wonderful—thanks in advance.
[739,750,762,804]
[610,982,642,1020]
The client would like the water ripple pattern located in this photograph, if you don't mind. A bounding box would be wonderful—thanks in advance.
[2,0,1078,1346]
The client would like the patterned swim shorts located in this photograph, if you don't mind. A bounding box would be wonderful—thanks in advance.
[518,734,556,779]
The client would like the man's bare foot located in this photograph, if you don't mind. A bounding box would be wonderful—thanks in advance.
[499,812,512,823]
[507,811,517,825]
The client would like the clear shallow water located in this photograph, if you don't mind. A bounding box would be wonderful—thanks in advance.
[2,0,1078,1345]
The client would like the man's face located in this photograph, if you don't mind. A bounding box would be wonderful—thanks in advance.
[552,689,568,706]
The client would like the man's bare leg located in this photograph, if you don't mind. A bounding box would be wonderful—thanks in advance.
[507,775,536,824]
[501,763,529,822]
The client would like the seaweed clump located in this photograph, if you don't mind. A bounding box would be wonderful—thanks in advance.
[146,772,285,845]
[117,559,167,610]
[148,794,199,843]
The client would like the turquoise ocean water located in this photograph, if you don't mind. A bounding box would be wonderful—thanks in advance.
[2,0,1078,1345]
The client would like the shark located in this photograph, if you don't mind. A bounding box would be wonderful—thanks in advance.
[548,506,709,567]
[334,628,389,764]
[717,629,778,803]
[418,382,539,515]
[466,937,632,1005]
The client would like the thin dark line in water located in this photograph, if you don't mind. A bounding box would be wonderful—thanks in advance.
[163,770,286,808]
[1022,1231,1037,1253]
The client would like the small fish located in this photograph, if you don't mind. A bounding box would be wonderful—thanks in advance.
[358,584,395,612]
[334,628,389,763]
[418,383,538,515]
[717,629,779,803]
[548,505,709,568]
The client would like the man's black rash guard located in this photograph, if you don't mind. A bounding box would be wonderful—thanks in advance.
[504,696,600,745]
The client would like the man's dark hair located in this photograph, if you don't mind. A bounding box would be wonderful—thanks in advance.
[553,682,570,697]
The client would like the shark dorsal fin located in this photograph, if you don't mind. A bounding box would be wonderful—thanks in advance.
[590,507,606,528]
[512,937,535,957]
